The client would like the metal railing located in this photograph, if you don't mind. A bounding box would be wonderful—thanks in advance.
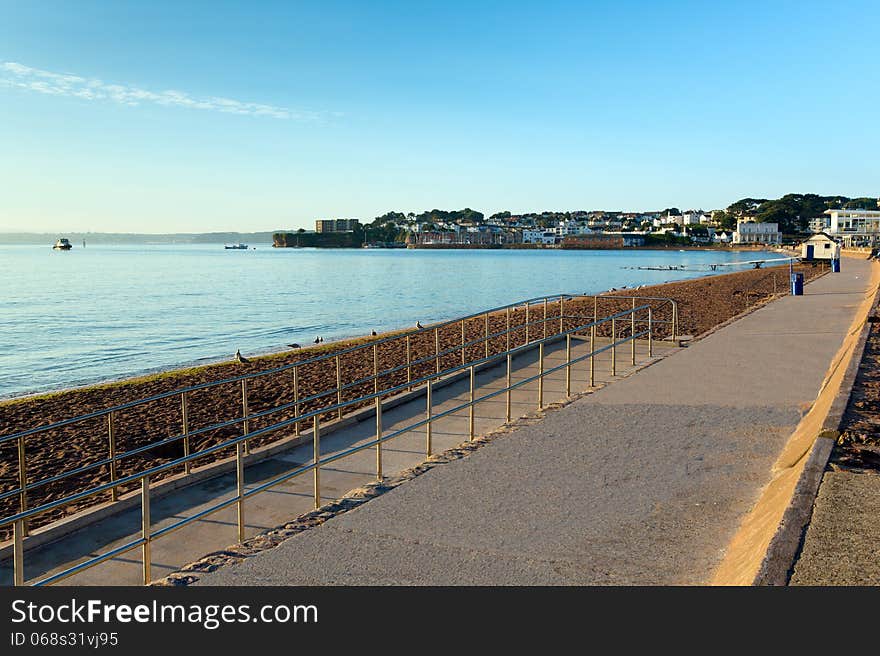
[1,294,676,586]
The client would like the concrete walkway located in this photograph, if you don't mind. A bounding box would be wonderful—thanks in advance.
[1,326,669,585]
[195,260,875,585]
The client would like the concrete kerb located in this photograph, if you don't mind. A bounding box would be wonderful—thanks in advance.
[0,333,568,564]
[752,273,880,586]
[709,256,880,585]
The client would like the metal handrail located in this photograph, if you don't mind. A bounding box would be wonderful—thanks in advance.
[2,303,652,524]
[4,300,671,586]
[0,312,677,506]
[0,296,677,518]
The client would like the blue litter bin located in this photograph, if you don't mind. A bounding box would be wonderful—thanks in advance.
[790,272,804,296]
[831,258,841,273]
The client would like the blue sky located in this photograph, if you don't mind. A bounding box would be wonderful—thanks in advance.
[1,0,877,233]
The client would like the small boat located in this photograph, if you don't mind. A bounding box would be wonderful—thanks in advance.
[53,238,72,250]
[224,243,249,250]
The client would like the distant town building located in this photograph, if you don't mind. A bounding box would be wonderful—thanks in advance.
[680,211,708,226]
[732,220,781,245]
[561,234,644,249]
[823,208,880,247]
[315,218,361,233]
[522,229,558,245]
[809,216,832,233]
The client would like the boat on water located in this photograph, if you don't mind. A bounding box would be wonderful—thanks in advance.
[224,243,249,250]
[52,238,72,250]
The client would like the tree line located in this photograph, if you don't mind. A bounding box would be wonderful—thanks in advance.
[714,194,877,232]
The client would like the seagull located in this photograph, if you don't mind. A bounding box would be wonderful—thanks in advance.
[314,336,321,344]
[416,321,424,329]
[287,343,301,349]
[371,330,377,336]
[235,349,249,364]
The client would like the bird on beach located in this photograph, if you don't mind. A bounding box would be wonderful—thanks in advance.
[416,321,424,329]
[314,336,321,344]
[371,330,377,336]
[288,343,301,349]
[235,349,249,364]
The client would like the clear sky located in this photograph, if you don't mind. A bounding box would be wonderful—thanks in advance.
[1,0,878,233]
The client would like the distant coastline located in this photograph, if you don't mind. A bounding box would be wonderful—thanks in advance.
[0,231,282,245]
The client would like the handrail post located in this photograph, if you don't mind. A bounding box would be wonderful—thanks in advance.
[559,297,564,334]
[484,312,489,358]
[506,306,511,352]
[461,320,466,365]
[543,298,548,339]
[469,366,475,440]
[406,334,412,390]
[181,392,191,475]
[594,296,598,323]
[435,328,440,374]
[590,324,596,387]
[108,411,118,502]
[373,343,379,394]
[241,379,250,455]
[538,342,545,409]
[17,435,28,536]
[293,365,300,437]
[631,299,637,366]
[141,476,151,585]
[506,352,512,423]
[672,301,678,342]
[426,379,433,457]
[648,307,654,357]
[13,519,24,586]
[236,440,245,542]
[611,318,617,376]
[375,396,383,481]
[566,333,572,397]
[335,355,343,420]
[313,415,321,509]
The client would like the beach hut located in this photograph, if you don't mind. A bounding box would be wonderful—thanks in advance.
[800,232,840,261]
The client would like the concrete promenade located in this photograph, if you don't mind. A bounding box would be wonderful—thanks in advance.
[1,323,667,585]
[197,259,875,585]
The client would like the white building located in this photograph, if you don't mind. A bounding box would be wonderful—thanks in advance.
[801,233,840,260]
[522,229,557,245]
[680,211,707,226]
[732,221,781,245]
[809,216,831,233]
[824,208,880,247]
[555,220,586,237]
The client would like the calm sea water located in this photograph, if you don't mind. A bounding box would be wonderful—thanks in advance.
[0,243,781,399]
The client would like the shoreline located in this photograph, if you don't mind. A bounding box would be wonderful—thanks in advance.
[1,251,788,405]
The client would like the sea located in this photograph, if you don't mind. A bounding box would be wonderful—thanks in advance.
[0,243,783,399]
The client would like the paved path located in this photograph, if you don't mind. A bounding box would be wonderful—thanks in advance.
[196,260,874,585]
[1,325,667,585]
